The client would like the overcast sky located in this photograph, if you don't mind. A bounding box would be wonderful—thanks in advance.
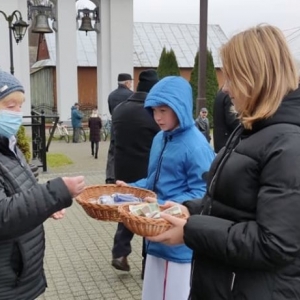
[77,0,300,61]
[78,0,300,37]
[134,0,300,37]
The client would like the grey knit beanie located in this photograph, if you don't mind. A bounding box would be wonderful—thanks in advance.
[0,70,25,100]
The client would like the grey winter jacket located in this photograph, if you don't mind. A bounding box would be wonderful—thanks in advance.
[0,137,72,300]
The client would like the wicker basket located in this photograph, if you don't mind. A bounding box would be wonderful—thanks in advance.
[118,204,182,237]
[75,184,156,222]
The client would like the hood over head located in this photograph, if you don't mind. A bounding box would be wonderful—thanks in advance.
[144,76,194,130]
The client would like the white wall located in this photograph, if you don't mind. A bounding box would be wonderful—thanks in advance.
[53,0,78,122]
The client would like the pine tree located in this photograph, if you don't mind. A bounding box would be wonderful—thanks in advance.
[157,47,180,79]
[190,52,199,117]
[189,50,219,125]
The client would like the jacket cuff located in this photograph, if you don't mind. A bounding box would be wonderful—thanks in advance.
[183,198,203,215]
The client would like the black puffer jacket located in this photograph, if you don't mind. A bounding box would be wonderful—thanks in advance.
[184,87,300,300]
[0,137,72,300]
[112,92,160,182]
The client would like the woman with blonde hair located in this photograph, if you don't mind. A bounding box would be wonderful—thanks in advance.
[147,25,300,299]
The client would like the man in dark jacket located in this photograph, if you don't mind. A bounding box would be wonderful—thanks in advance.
[105,73,133,183]
[213,90,239,152]
[195,107,211,142]
[0,70,85,300]
[111,70,160,274]
[71,102,83,143]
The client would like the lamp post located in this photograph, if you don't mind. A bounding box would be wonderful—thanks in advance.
[0,10,29,75]
[196,0,208,115]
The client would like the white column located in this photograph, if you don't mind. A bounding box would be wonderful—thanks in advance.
[54,0,78,122]
[96,0,133,116]
[96,0,110,116]
[0,0,31,116]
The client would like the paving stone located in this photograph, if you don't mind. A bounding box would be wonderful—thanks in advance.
[37,140,142,300]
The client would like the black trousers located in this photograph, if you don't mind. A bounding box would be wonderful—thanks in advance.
[112,222,133,258]
[91,141,99,157]
[105,125,115,183]
[112,222,147,259]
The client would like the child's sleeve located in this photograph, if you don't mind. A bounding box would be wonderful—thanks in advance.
[174,145,215,202]
[129,178,147,189]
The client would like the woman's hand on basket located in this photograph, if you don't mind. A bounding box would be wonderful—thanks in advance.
[115,180,128,187]
[146,213,187,245]
[160,201,190,217]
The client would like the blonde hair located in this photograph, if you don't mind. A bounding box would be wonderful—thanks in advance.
[90,109,98,118]
[220,25,299,129]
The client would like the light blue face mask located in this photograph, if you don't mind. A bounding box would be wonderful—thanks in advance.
[0,110,23,138]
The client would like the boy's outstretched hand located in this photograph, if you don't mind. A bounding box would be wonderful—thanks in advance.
[115,180,128,187]
[144,196,157,203]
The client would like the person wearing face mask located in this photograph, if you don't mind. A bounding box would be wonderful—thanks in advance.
[0,70,86,300]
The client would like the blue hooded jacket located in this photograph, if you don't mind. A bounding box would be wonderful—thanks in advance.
[131,76,215,263]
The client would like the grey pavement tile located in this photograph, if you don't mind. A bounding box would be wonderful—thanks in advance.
[37,140,142,300]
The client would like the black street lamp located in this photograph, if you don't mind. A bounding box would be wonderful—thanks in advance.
[0,10,29,75]
[196,0,208,115]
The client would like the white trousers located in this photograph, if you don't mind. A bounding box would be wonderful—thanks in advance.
[142,254,191,300]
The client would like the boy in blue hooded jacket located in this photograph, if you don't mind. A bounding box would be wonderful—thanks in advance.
[117,76,215,300]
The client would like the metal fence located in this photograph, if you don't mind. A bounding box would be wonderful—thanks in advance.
[23,108,59,172]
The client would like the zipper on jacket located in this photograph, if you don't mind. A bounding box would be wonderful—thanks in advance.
[208,126,242,198]
[152,136,169,192]
[200,125,242,216]
[231,272,236,291]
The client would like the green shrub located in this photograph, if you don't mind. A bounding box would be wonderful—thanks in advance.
[16,125,31,163]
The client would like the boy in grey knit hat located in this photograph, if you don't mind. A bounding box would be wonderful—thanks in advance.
[0,69,86,300]
[0,70,24,100]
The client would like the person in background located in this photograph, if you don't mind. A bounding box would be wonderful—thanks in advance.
[213,89,239,152]
[117,76,215,300]
[71,102,83,143]
[105,73,133,184]
[195,107,211,142]
[147,24,300,300]
[88,107,102,159]
[0,70,85,300]
[111,70,160,276]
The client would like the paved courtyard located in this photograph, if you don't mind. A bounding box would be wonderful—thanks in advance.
[36,139,143,300]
